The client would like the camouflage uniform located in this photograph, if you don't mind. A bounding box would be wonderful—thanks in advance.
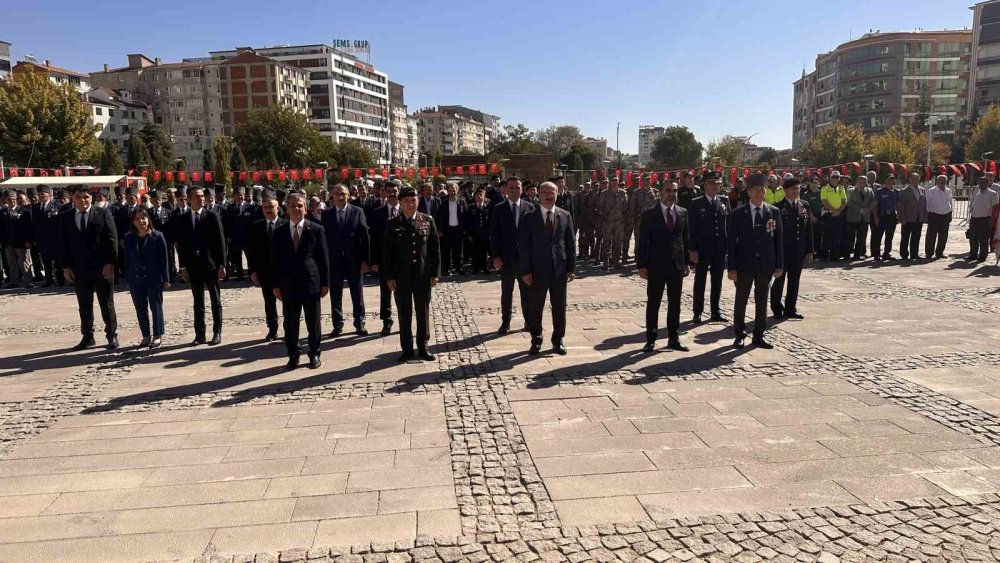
[597,186,629,267]
[575,187,593,259]
[590,185,608,260]
[627,186,658,260]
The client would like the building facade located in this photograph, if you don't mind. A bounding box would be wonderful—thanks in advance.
[389,81,419,166]
[793,30,972,151]
[87,88,154,161]
[437,105,500,153]
[13,59,90,99]
[414,108,488,156]
[0,41,11,81]
[218,50,309,137]
[638,126,665,165]
[971,1,1000,118]
[581,136,612,161]
[210,44,391,164]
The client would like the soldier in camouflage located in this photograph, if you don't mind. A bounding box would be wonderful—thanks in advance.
[627,177,658,263]
[575,181,593,259]
[590,179,609,260]
[597,180,629,269]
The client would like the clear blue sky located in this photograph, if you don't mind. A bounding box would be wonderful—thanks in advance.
[3,0,973,152]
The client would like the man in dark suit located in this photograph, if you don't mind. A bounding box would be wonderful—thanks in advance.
[59,185,119,350]
[490,177,535,334]
[418,182,440,218]
[727,173,784,349]
[30,185,63,286]
[321,183,370,336]
[465,187,492,274]
[113,187,141,283]
[771,178,814,320]
[248,193,288,341]
[167,186,191,282]
[436,182,468,276]
[637,180,691,352]
[272,192,329,370]
[369,182,402,336]
[383,186,441,362]
[177,186,227,346]
[518,182,576,355]
[688,172,730,324]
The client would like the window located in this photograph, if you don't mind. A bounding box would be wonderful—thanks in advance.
[118,75,125,83]
[108,109,114,117]
[122,125,130,134]
[110,124,116,132]
[95,107,103,116]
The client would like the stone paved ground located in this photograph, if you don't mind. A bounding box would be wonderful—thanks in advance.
[2,229,1000,562]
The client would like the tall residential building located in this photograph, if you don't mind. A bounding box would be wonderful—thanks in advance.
[218,50,309,137]
[414,107,488,156]
[87,88,154,161]
[437,105,500,152]
[0,41,11,80]
[792,30,972,151]
[209,44,391,164]
[971,0,1000,118]
[389,81,419,166]
[12,59,90,98]
[638,126,665,165]
[581,136,612,160]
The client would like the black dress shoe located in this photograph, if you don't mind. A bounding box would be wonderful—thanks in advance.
[191,336,206,346]
[772,313,785,320]
[528,344,541,355]
[709,315,729,323]
[552,342,567,355]
[398,351,414,363]
[72,336,96,351]
[497,323,510,335]
[417,350,436,361]
[356,326,369,336]
[285,357,300,371]
[752,338,774,349]
[208,334,222,346]
[380,323,392,336]
[786,312,804,320]
[330,326,343,338]
[107,336,119,350]
[264,329,278,342]
[308,356,322,369]
[667,340,689,352]
[642,341,655,352]
[733,336,746,349]
[691,315,703,324]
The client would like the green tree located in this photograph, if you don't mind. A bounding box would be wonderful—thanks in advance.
[866,124,916,166]
[126,134,152,170]
[213,136,233,191]
[150,144,167,184]
[135,122,174,168]
[911,89,932,134]
[265,147,280,171]
[202,147,214,173]
[234,106,329,167]
[487,123,541,159]
[534,125,584,159]
[458,148,481,156]
[704,135,748,165]
[329,139,376,168]
[755,147,778,165]
[559,143,600,170]
[0,66,97,167]
[99,139,124,175]
[230,144,248,185]
[650,126,704,168]
[798,122,865,166]
[433,150,442,167]
[965,104,1000,163]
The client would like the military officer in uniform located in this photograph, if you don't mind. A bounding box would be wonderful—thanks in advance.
[770,177,813,320]
[383,186,441,362]
[677,171,703,210]
[575,181,593,260]
[627,177,657,260]
[597,179,628,269]
[465,187,492,274]
[688,171,730,324]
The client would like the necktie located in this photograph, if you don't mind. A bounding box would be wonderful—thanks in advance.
[546,210,554,231]
[293,225,300,251]
[512,202,519,228]
[755,207,763,228]
[79,211,87,232]
[193,211,199,230]
[666,207,674,231]
[267,221,274,239]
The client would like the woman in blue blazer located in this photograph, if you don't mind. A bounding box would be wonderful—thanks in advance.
[124,207,170,348]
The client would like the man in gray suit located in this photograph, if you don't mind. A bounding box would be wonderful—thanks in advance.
[897,172,927,260]
[519,182,576,356]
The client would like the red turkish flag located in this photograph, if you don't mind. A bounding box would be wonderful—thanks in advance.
[455,166,464,175]
[478,164,487,174]
[489,162,500,174]
[205,171,213,182]
[381,168,389,178]
[278,170,286,181]
[55,169,63,177]
[313,168,323,178]
[25,168,34,177]
[625,171,633,188]
[354,169,363,179]
[444,167,453,175]
[191,171,201,182]
[899,164,907,177]
[431,167,439,176]
[743,168,750,178]
[140,169,148,178]
[178,171,187,182]
[592,171,598,182]
[419,168,428,178]
[238,171,247,181]
[8,168,18,177]
[153,170,161,181]
[252,171,261,181]
[302,169,311,180]
[406,168,415,179]
[265,170,274,182]
[339,168,349,179]
[730,167,737,184]
[290,169,299,181]
[166,171,174,181]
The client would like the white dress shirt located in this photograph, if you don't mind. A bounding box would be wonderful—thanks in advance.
[925,187,953,214]
[290,218,306,239]
[750,204,764,227]
[448,200,459,227]
[970,188,1000,218]
[76,206,91,231]
[659,202,676,225]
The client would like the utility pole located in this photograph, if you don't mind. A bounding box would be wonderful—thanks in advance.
[616,122,621,169]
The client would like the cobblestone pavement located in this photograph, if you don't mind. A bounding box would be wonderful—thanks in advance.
[1,231,1000,562]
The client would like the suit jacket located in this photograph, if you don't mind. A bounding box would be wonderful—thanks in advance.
[367,204,400,268]
[518,206,575,281]
[248,217,288,289]
[688,195,729,261]
[58,205,118,280]
[465,202,491,240]
[490,199,535,262]
[1,205,34,247]
[726,203,784,273]
[637,204,690,274]
[320,203,370,269]
[382,213,441,285]
[775,199,814,264]
[114,204,141,247]
[898,185,927,224]
[435,198,468,231]
[418,196,440,218]
[177,208,227,273]
[30,200,61,251]
[124,230,169,287]
[271,219,329,298]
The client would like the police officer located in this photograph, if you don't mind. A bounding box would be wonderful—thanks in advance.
[465,187,492,274]
[688,171,730,324]
[31,185,63,286]
[677,171,703,210]
[770,177,813,320]
[382,186,441,362]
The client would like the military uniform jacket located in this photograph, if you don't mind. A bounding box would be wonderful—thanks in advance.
[627,189,658,223]
[0,205,34,247]
[596,189,628,222]
[677,186,703,210]
[464,201,491,240]
[726,203,784,273]
[30,200,61,251]
[688,195,730,264]
[382,212,441,286]
[775,199,814,265]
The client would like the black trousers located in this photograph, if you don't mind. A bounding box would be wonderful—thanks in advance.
[378,273,394,325]
[822,214,844,259]
[74,277,117,339]
[189,271,222,338]
[283,294,321,358]
[770,265,802,316]
[31,245,43,280]
[261,285,279,331]
[469,237,489,273]
[812,221,824,259]
[166,242,178,278]
[970,217,992,260]
[646,268,683,342]
[227,245,246,277]
[734,270,771,339]
[900,222,923,259]
[330,264,365,328]
[692,259,724,318]
[925,212,951,258]
[441,226,463,274]
[870,214,897,258]
[38,245,59,283]
[500,260,529,326]
[845,221,869,258]
[395,281,431,353]
[526,275,568,346]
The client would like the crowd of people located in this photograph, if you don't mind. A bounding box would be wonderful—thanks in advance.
[1,167,998,366]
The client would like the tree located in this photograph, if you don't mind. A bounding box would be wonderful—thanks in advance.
[559,143,600,170]
[755,148,778,165]
[265,147,280,171]
[230,144,248,185]
[98,139,124,175]
[458,148,481,156]
[235,106,329,167]
[911,89,932,134]
[798,122,866,166]
[704,135,748,165]
[866,124,916,166]
[433,150,443,167]
[650,126,704,168]
[0,67,98,167]
[487,123,541,159]
[534,125,584,159]
[126,134,152,170]
[965,104,1000,163]
[213,136,233,191]
[911,132,951,165]
[150,144,167,185]
[135,122,173,169]
[202,147,214,173]
[329,139,376,169]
